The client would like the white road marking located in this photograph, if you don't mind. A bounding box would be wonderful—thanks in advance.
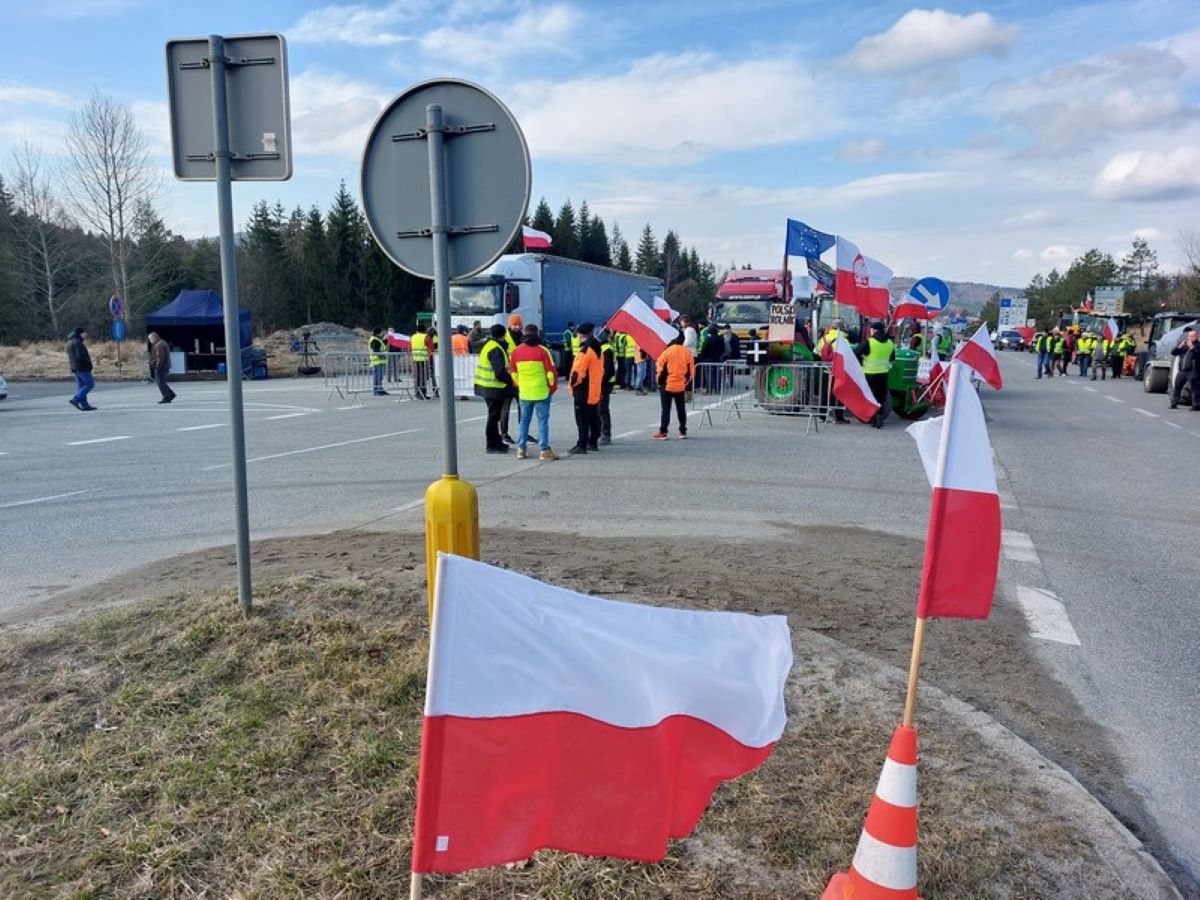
[202,428,424,470]
[177,423,225,432]
[1133,408,1158,418]
[1013,586,1081,645]
[392,498,425,513]
[998,490,1017,510]
[457,415,487,423]
[67,435,132,446]
[1001,529,1041,564]
[0,488,94,510]
[1083,386,1097,392]
[1190,431,1200,439]
[1104,395,1123,404]
[614,429,643,439]
[265,412,308,420]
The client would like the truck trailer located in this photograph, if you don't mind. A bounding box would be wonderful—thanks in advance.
[443,254,663,343]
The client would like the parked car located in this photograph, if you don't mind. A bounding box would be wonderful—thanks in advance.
[998,329,1028,351]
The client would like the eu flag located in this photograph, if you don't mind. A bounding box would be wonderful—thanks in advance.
[785,219,835,259]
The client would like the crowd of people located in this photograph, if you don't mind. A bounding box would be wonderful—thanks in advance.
[1031,327,1136,381]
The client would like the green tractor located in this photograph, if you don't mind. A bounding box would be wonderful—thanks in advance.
[888,347,933,420]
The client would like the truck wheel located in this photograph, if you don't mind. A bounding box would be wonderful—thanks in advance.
[1143,365,1168,393]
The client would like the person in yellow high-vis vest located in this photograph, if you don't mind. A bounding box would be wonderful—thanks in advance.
[858,322,895,429]
[508,324,559,460]
[411,322,432,399]
[474,324,515,453]
[368,327,388,396]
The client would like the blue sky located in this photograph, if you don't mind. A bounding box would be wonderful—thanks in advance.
[3,0,1199,286]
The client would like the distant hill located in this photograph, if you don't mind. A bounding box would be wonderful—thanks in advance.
[890,277,1021,316]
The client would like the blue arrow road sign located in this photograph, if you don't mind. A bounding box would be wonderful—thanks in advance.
[907,277,950,314]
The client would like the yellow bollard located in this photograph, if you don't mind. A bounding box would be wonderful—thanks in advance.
[424,475,479,620]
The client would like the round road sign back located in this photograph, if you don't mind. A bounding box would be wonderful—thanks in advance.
[360,78,530,280]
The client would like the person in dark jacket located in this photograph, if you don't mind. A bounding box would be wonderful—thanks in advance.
[698,323,724,393]
[148,332,177,404]
[473,324,515,453]
[66,326,97,411]
[1169,327,1200,410]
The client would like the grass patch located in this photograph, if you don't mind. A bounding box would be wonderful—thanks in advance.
[0,572,1129,898]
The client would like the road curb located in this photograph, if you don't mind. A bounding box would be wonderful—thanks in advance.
[798,627,1182,898]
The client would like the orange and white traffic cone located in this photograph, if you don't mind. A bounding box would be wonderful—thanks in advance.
[822,724,920,899]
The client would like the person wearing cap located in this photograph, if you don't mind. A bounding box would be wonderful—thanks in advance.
[653,333,695,440]
[498,314,524,444]
[597,327,618,445]
[1169,326,1200,410]
[858,321,895,428]
[65,326,97,411]
[509,324,560,460]
[473,324,515,453]
[451,325,470,356]
[567,322,604,454]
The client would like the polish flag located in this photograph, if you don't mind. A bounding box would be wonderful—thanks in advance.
[892,285,938,321]
[412,554,792,874]
[835,237,892,319]
[652,295,679,322]
[522,225,553,250]
[605,294,679,359]
[831,335,881,423]
[953,323,1002,390]
[387,330,411,351]
[1102,317,1120,342]
[906,362,1001,619]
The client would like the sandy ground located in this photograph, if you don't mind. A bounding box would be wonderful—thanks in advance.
[6,524,1185,896]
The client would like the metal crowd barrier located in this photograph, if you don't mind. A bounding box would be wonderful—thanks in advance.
[321,351,480,403]
[690,361,839,434]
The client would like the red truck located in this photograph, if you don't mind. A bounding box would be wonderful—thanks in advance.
[710,269,791,338]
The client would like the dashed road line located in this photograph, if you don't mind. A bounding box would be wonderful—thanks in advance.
[1104,395,1123,404]
[265,412,309,420]
[1083,386,1097,392]
[1002,529,1041,564]
[178,423,225,432]
[1013,586,1082,645]
[1164,421,1182,430]
[1133,408,1158,418]
[202,428,424,470]
[0,488,94,510]
[614,429,644,440]
[67,435,133,446]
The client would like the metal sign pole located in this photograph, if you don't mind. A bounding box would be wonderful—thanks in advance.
[209,33,253,614]
[426,103,459,477]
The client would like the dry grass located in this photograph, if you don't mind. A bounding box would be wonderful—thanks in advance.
[0,572,1130,899]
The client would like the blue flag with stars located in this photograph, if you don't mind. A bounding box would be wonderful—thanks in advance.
[785,219,835,259]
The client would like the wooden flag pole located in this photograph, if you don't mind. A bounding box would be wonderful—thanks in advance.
[409,872,423,899]
[902,617,927,728]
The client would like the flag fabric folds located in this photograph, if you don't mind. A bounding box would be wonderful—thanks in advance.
[807,257,836,293]
[785,219,835,259]
[835,237,893,318]
[606,294,680,359]
[412,554,793,874]
[954,323,1003,390]
[652,295,679,323]
[831,335,881,423]
[893,284,939,321]
[1102,317,1120,342]
[522,225,552,250]
[906,363,1001,619]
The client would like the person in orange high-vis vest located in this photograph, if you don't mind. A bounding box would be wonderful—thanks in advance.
[567,322,603,454]
[451,327,470,355]
[654,333,695,440]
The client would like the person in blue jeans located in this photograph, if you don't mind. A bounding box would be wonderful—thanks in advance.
[66,326,97,410]
[508,324,560,461]
[1035,330,1056,379]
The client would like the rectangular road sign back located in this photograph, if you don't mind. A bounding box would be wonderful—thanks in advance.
[166,33,292,181]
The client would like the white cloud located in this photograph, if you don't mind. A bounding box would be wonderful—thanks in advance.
[1001,209,1062,228]
[839,138,888,160]
[288,70,389,158]
[1012,248,1034,261]
[841,9,1018,75]
[0,84,73,108]
[1040,244,1079,263]
[513,53,837,165]
[1091,146,1200,201]
[288,2,418,46]
[421,4,581,67]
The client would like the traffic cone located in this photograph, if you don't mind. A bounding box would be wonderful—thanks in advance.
[822,724,920,899]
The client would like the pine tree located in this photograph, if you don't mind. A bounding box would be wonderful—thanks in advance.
[127,200,185,319]
[660,230,682,292]
[586,215,611,267]
[576,201,591,260]
[240,200,290,330]
[530,197,555,236]
[616,239,633,272]
[609,222,625,263]
[552,200,580,259]
[299,206,331,324]
[635,224,661,277]
[326,181,368,326]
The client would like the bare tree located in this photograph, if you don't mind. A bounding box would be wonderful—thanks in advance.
[1179,229,1200,274]
[63,90,159,315]
[9,141,75,336]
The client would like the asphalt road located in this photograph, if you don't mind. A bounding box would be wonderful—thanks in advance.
[1,355,1198,884]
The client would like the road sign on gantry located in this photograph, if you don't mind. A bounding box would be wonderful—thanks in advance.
[360,78,531,279]
[166,33,292,181]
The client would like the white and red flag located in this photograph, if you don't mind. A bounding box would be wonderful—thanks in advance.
[835,237,893,319]
[1083,291,1094,310]
[411,554,792,874]
[387,329,411,351]
[522,225,553,250]
[831,335,881,423]
[906,362,1001,619]
[605,294,679,359]
[652,295,679,322]
[892,285,938,321]
[1102,317,1120,342]
[954,323,1002,390]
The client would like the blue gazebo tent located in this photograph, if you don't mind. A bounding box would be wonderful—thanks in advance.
[144,290,253,371]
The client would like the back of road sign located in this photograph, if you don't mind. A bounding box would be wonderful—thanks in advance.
[360,78,530,280]
[166,33,292,181]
